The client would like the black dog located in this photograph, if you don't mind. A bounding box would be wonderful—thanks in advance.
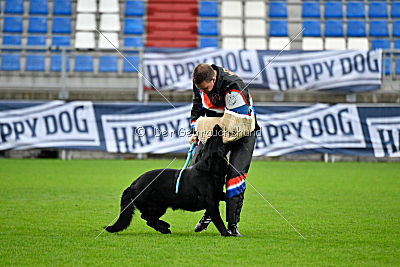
[105,125,231,236]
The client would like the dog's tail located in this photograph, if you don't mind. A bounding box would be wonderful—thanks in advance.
[104,187,135,233]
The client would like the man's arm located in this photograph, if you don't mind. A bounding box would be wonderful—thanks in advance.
[224,82,253,116]
[190,85,205,132]
[220,83,256,142]
[190,85,205,144]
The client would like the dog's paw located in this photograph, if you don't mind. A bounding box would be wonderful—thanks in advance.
[160,228,171,234]
[104,226,112,233]
[158,220,170,228]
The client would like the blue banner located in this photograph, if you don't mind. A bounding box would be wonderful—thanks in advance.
[0,101,399,157]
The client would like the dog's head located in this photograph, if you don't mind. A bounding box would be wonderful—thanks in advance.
[203,124,223,150]
[196,124,227,177]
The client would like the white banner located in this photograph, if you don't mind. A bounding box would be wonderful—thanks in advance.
[144,49,382,92]
[263,50,382,91]
[254,104,366,156]
[144,48,262,90]
[102,105,192,153]
[367,116,400,157]
[0,101,100,150]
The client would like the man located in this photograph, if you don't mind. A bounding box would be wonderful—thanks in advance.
[189,63,258,237]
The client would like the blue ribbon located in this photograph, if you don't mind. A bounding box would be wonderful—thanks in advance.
[175,142,196,194]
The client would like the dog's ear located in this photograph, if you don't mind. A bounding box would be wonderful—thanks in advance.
[212,124,222,137]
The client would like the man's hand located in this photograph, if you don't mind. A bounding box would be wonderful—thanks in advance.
[189,134,198,146]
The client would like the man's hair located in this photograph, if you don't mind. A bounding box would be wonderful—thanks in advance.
[193,64,215,85]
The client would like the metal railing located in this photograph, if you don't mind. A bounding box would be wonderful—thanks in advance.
[382,50,400,79]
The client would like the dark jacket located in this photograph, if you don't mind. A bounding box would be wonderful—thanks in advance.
[190,64,257,131]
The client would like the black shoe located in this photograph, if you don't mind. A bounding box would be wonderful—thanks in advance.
[228,223,242,237]
[194,214,212,232]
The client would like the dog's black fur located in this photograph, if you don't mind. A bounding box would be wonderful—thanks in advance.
[105,125,230,236]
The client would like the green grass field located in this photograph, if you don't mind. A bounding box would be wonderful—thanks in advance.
[0,159,399,266]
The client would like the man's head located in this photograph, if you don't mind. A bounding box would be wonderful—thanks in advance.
[193,64,216,93]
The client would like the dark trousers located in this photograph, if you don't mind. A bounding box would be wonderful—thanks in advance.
[190,132,256,223]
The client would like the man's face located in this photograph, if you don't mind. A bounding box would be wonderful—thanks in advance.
[196,76,216,93]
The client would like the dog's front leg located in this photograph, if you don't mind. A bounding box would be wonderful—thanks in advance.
[207,205,230,237]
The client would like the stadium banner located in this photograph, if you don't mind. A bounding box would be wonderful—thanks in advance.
[0,101,100,150]
[0,101,399,157]
[143,48,382,92]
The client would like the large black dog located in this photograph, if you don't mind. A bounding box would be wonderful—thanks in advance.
[105,125,231,236]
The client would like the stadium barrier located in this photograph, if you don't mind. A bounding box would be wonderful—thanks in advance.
[0,101,399,160]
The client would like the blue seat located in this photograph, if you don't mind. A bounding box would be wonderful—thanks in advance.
[3,17,23,33]
[52,36,71,47]
[28,17,48,33]
[2,35,22,46]
[369,2,388,18]
[393,21,400,37]
[324,20,343,37]
[124,18,144,34]
[25,54,45,71]
[125,1,144,16]
[124,37,143,47]
[123,56,139,72]
[99,56,118,72]
[395,39,400,49]
[1,54,20,71]
[74,55,93,72]
[199,37,218,48]
[369,20,389,37]
[371,39,391,50]
[27,36,47,52]
[28,36,47,46]
[269,2,287,18]
[269,20,288,36]
[396,58,400,75]
[324,2,343,18]
[302,1,320,18]
[199,1,218,17]
[2,35,22,52]
[198,20,218,35]
[346,2,365,18]
[53,0,72,15]
[52,17,71,34]
[4,0,24,14]
[383,58,390,75]
[29,0,48,14]
[346,20,366,37]
[50,54,70,72]
[392,2,400,18]
[302,21,321,37]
